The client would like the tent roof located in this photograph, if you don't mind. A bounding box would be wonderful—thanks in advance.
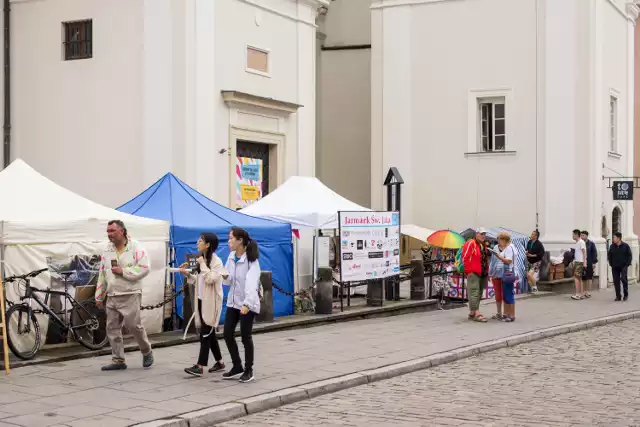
[460,227,528,242]
[0,159,169,243]
[117,173,291,245]
[240,176,371,229]
[401,224,437,243]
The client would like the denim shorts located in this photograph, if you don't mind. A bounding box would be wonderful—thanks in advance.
[502,274,516,305]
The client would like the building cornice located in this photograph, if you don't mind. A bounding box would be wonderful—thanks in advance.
[221,90,303,114]
[627,2,640,22]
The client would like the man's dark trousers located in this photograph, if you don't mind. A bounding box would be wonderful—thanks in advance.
[612,267,629,299]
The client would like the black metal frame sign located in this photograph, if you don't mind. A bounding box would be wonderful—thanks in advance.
[613,181,634,201]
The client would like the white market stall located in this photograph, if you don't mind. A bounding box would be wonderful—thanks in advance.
[241,176,371,291]
[0,160,170,342]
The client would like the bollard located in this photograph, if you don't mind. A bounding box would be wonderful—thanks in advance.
[182,281,196,334]
[410,259,426,300]
[256,271,274,323]
[367,279,383,307]
[315,267,333,314]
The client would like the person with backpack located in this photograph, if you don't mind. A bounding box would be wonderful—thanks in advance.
[462,228,490,322]
[222,227,261,383]
[181,232,228,377]
[580,230,598,298]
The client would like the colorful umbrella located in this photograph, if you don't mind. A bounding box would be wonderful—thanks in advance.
[427,229,466,249]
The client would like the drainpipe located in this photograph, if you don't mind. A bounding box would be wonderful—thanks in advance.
[3,0,10,168]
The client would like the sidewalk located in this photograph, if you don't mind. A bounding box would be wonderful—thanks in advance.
[0,289,636,427]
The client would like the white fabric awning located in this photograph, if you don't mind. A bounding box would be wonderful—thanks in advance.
[240,176,370,229]
[0,159,169,244]
[401,224,437,243]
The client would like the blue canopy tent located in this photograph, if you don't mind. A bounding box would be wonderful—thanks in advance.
[117,173,294,321]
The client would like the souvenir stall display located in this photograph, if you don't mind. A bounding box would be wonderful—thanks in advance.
[423,230,466,302]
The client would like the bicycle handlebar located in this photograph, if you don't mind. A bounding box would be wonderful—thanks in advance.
[5,268,48,283]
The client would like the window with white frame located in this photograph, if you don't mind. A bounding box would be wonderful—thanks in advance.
[478,97,506,152]
[610,95,618,153]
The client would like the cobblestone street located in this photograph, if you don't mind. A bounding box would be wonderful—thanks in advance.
[221,319,640,427]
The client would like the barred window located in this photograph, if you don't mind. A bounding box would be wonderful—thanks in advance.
[63,20,92,61]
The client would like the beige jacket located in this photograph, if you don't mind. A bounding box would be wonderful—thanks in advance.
[185,254,227,330]
[96,240,150,302]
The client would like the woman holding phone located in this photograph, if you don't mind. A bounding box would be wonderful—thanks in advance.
[222,227,261,383]
[181,232,228,377]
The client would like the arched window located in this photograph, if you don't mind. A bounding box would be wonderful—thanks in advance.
[612,207,622,236]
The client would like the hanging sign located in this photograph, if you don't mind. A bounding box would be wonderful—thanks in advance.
[613,181,633,201]
[338,211,400,282]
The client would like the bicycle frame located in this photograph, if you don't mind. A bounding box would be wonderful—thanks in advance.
[19,282,94,336]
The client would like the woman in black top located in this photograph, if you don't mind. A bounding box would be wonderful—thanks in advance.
[525,230,545,293]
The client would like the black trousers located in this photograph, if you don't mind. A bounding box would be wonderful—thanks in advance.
[612,267,629,299]
[197,300,223,366]
[223,306,256,371]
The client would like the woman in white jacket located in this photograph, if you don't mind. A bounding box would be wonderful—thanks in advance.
[181,233,228,377]
[222,227,261,383]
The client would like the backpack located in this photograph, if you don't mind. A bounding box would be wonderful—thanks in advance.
[454,247,465,274]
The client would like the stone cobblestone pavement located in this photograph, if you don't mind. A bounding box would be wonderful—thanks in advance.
[221,318,640,427]
[0,289,637,426]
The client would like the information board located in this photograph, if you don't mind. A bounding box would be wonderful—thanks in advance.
[338,211,400,282]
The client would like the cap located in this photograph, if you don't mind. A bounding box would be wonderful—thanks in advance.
[476,227,487,234]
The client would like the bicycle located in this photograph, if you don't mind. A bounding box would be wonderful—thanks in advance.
[4,267,108,360]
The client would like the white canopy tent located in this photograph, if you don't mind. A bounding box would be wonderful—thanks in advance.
[401,224,437,243]
[0,160,170,340]
[240,176,371,229]
[241,176,370,289]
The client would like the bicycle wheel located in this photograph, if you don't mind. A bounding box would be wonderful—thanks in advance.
[71,300,108,350]
[5,304,41,360]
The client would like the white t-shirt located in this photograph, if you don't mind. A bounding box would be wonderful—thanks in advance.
[499,245,514,273]
[574,239,586,263]
[197,274,205,300]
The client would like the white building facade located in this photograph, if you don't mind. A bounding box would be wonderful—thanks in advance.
[370,0,639,283]
[5,0,327,286]
[6,0,326,209]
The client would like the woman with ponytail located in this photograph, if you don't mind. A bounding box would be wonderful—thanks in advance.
[181,232,227,377]
[221,227,260,383]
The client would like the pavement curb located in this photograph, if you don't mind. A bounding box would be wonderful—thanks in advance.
[133,309,640,427]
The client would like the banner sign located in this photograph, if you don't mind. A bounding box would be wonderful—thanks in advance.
[338,211,400,282]
[613,181,633,201]
[236,157,263,209]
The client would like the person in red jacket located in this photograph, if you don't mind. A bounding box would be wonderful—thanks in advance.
[463,228,490,322]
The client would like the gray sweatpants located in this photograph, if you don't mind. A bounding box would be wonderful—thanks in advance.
[106,294,151,363]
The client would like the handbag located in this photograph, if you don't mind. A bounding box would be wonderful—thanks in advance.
[497,245,515,281]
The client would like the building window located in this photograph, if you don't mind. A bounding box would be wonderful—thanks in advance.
[246,46,269,76]
[63,20,92,61]
[612,207,621,236]
[610,95,618,153]
[478,98,506,152]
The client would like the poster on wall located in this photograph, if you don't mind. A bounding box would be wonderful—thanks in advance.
[236,157,263,209]
[338,211,400,282]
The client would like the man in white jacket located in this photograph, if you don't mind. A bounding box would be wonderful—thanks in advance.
[96,220,154,371]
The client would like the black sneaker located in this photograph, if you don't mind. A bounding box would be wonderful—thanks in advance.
[101,362,127,371]
[208,361,226,373]
[184,365,203,377]
[222,365,244,380]
[239,369,254,383]
[615,297,622,301]
[624,295,629,301]
[143,352,154,368]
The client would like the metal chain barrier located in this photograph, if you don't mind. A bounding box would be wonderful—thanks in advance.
[140,287,185,311]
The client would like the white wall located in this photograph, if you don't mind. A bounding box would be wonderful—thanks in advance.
[11,0,146,208]
[317,0,372,208]
[373,0,538,231]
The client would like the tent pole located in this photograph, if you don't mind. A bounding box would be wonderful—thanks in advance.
[294,235,299,293]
